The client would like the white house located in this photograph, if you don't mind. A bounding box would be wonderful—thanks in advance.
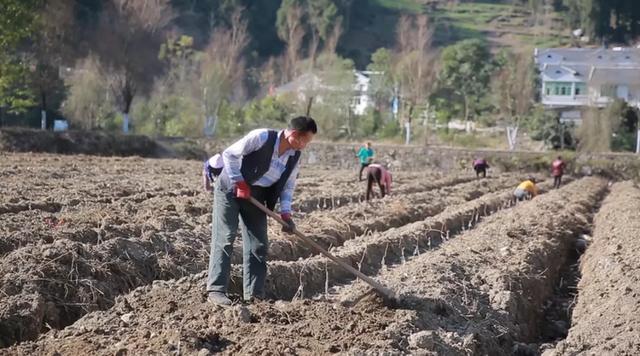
[273,70,377,115]
[535,47,640,116]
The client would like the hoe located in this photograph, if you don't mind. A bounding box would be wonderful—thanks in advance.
[249,197,399,306]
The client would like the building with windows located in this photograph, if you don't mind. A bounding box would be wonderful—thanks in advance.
[535,47,640,120]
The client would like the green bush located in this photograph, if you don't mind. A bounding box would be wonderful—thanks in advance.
[131,95,202,137]
[243,96,292,129]
[356,109,384,138]
[379,119,401,138]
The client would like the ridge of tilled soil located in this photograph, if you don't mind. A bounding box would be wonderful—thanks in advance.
[233,174,522,263]
[335,177,607,355]
[231,177,558,300]
[0,174,512,347]
[0,153,438,258]
[550,181,640,356]
[293,174,470,212]
[0,154,461,347]
[3,178,604,355]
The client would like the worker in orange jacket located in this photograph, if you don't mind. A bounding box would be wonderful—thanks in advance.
[514,177,538,201]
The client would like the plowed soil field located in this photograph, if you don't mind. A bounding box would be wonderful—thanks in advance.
[2,152,637,356]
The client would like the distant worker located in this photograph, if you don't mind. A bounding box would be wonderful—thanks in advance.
[514,177,538,201]
[206,116,317,306]
[365,163,392,201]
[551,156,565,189]
[202,153,224,192]
[472,157,489,178]
[357,142,375,181]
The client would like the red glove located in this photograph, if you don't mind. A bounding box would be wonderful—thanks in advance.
[280,213,295,234]
[234,181,251,199]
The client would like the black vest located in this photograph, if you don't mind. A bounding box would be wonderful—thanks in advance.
[219,130,301,210]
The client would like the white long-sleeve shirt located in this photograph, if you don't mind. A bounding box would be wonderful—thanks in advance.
[222,129,299,214]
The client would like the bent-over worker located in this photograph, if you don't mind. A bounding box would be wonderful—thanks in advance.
[365,163,392,201]
[473,157,489,178]
[514,177,538,201]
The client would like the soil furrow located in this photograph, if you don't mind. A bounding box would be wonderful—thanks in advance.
[293,174,475,212]
[233,174,522,263]
[333,177,607,354]
[0,154,466,347]
[3,179,602,356]
[551,181,640,356]
[232,177,560,300]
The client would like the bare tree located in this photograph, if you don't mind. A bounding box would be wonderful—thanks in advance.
[277,5,305,83]
[30,0,76,129]
[200,9,249,136]
[495,51,535,150]
[97,0,174,133]
[258,56,284,95]
[323,18,343,57]
[394,15,439,144]
[62,56,114,130]
[305,0,342,70]
[579,108,611,152]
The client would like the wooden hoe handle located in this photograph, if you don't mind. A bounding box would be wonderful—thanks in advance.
[248,197,396,301]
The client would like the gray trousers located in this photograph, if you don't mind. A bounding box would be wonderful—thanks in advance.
[514,188,531,201]
[207,180,269,300]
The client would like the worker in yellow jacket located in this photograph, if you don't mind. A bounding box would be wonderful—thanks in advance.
[514,177,538,201]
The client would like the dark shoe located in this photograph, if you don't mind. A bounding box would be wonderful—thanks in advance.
[208,292,232,306]
[244,294,266,303]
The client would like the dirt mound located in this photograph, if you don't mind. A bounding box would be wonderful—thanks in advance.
[552,181,640,355]
[334,178,606,355]
[0,128,158,157]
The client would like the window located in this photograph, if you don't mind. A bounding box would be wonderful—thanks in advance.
[601,85,617,98]
[575,83,587,95]
[545,81,572,96]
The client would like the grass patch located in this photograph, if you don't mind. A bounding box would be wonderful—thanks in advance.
[370,0,422,13]
[432,22,485,46]
[429,2,515,28]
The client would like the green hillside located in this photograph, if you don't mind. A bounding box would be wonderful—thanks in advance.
[342,0,571,67]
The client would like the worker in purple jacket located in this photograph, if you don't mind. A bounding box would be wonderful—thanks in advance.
[207,116,317,306]
[473,157,489,178]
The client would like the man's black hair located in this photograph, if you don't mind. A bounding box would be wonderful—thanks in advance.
[289,116,318,134]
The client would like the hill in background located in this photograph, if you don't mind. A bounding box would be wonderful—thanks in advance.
[341,0,571,67]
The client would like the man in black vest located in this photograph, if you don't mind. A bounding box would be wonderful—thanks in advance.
[207,116,317,306]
